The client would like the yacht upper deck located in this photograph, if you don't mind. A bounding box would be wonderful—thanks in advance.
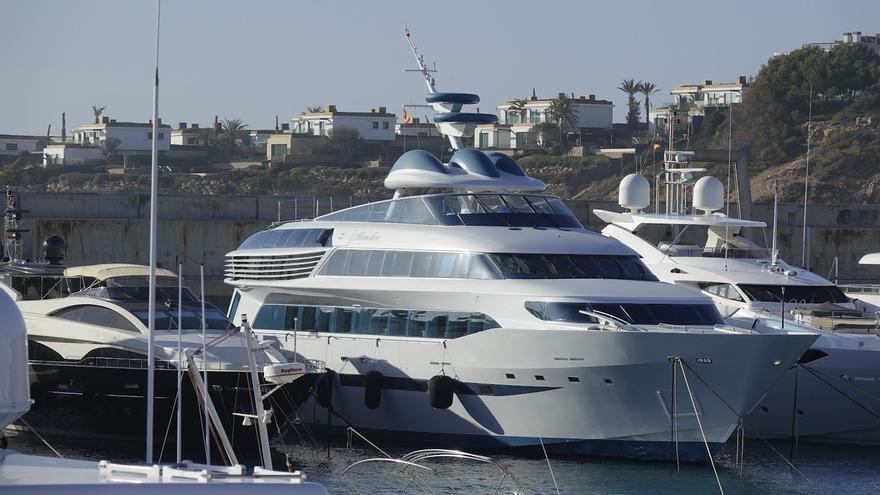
[314,193,582,229]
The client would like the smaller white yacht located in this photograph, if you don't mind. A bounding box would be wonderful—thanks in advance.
[595,150,880,444]
[1,258,321,452]
[0,286,328,494]
[841,253,880,307]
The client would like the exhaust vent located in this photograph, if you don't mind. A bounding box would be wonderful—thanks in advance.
[225,250,326,281]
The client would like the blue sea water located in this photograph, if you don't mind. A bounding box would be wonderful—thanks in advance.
[7,429,880,494]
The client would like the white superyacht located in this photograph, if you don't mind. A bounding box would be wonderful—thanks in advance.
[224,60,816,458]
[595,150,880,444]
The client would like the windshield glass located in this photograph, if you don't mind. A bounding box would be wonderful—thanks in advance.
[130,306,233,331]
[488,254,657,281]
[738,284,849,304]
[526,301,724,326]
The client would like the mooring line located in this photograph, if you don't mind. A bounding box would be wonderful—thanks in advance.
[676,358,724,495]
[17,417,63,458]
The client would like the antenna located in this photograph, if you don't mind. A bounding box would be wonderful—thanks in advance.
[200,263,209,465]
[145,0,161,464]
[725,103,733,271]
[801,84,812,269]
[771,180,780,269]
[176,262,183,465]
[404,27,437,94]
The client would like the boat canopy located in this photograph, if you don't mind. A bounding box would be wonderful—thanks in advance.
[63,263,177,281]
[858,253,880,265]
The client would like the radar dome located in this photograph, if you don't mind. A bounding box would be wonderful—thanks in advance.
[619,174,650,212]
[42,235,66,265]
[693,176,724,215]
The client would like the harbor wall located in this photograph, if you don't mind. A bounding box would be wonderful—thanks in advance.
[15,191,880,306]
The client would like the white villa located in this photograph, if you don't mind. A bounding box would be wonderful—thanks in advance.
[42,117,171,166]
[670,76,749,111]
[291,105,396,142]
[807,31,880,55]
[0,134,48,158]
[475,92,613,150]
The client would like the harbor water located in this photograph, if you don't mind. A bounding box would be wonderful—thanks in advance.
[6,429,879,494]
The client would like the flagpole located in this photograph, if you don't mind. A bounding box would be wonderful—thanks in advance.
[145,0,161,464]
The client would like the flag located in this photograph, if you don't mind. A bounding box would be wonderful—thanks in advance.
[402,109,413,124]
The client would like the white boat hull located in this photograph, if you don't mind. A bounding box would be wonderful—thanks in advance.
[261,327,814,461]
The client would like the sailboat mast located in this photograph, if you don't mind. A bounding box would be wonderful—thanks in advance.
[145,0,161,464]
[802,85,812,269]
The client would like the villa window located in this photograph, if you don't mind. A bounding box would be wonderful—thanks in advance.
[382,121,389,129]
[5,143,17,151]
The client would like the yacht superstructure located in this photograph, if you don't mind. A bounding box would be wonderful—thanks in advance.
[595,150,880,444]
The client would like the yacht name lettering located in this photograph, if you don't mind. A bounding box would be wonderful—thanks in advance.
[352,232,382,243]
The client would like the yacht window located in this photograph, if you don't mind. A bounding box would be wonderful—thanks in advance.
[388,251,415,277]
[738,284,849,304]
[253,304,288,330]
[476,195,512,214]
[368,202,391,222]
[365,250,386,276]
[488,254,657,281]
[52,304,141,332]
[130,307,234,331]
[238,228,332,250]
[410,252,434,277]
[333,308,353,333]
[298,306,316,331]
[699,282,745,302]
[320,250,348,276]
[525,301,598,324]
[525,301,724,326]
[227,291,241,320]
[316,306,333,332]
[345,250,371,276]
[252,304,499,338]
[397,198,437,225]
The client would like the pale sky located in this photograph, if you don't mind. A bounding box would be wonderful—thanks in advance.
[1,0,878,134]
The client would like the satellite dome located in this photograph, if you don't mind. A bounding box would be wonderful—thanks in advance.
[693,176,724,215]
[619,174,650,212]
[42,235,67,265]
[0,289,29,430]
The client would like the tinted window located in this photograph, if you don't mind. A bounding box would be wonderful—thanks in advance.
[318,249,499,280]
[252,304,499,339]
[699,282,744,302]
[239,228,332,250]
[53,305,140,332]
[526,301,724,326]
[254,304,288,330]
[738,284,849,304]
[488,254,657,281]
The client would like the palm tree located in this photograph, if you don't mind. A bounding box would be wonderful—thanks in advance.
[217,118,249,157]
[617,79,642,125]
[91,105,106,124]
[507,98,528,124]
[544,94,579,147]
[306,106,324,113]
[638,81,659,126]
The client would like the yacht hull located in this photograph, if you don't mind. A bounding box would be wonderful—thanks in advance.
[262,328,815,462]
[744,332,880,444]
[22,360,319,450]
